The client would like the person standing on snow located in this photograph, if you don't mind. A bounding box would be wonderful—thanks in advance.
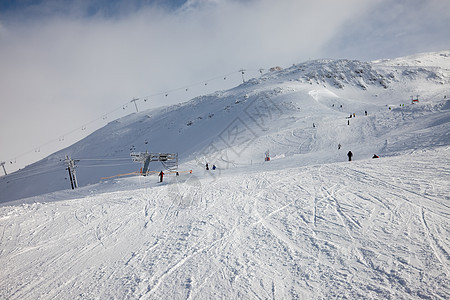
[159,170,164,182]
[347,151,353,161]
[206,163,209,170]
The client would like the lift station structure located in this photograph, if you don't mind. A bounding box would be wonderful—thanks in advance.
[131,151,178,175]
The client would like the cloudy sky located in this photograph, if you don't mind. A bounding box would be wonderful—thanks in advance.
[0,0,449,172]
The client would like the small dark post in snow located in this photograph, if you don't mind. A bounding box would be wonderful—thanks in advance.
[131,98,139,113]
[0,161,7,176]
[239,69,246,83]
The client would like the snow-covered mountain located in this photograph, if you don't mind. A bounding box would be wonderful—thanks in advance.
[1,50,449,203]
[0,50,449,299]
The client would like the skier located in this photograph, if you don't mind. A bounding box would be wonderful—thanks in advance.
[159,170,164,182]
[347,151,353,161]
[372,154,379,159]
[206,163,209,170]
[212,165,216,170]
[365,110,368,116]
[338,143,341,150]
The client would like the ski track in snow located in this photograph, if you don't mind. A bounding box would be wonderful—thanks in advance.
[0,148,449,299]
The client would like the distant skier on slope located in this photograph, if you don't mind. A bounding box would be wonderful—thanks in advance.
[372,154,379,159]
[159,170,164,182]
[347,151,353,161]
[206,163,209,170]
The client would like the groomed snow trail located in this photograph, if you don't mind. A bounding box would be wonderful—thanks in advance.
[0,148,449,299]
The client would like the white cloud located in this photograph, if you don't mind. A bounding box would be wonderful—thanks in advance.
[324,0,450,60]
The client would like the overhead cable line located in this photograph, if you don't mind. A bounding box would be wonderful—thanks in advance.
[2,68,264,172]
[77,163,135,168]
[73,157,130,161]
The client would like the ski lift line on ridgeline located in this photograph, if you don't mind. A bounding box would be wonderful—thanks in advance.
[2,68,263,169]
[73,157,131,161]
[2,167,62,183]
[3,156,129,178]
[1,161,64,178]
[77,163,135,168]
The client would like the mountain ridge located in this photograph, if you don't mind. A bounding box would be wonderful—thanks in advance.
[1,49,449,203]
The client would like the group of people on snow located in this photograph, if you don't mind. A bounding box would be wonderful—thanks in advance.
[345,110,369,125]
[340,108,381,160]
[346,151,379,161]
[157,162,216,183]
[205,163,216,170]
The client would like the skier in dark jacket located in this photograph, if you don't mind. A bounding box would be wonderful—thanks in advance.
[159,170,164,182]
[347,151,353,161]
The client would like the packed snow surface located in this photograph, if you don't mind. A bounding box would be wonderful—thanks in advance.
[0,50,449,299]
[1,149,449,299]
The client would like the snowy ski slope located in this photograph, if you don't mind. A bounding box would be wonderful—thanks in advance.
[0,50,449,299]
[0,148,449,299]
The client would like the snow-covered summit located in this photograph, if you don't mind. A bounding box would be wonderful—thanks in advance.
[264,50,450,90]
